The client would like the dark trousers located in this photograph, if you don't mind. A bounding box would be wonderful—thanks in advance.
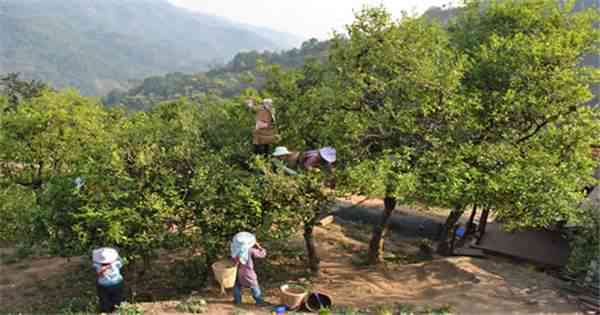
[97,282,124,313]
[254,144,270,156]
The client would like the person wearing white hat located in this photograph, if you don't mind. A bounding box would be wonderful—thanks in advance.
[92,247,124,312]
[245,97,279,156]
[230,232,267,305]
[272,146,302,176]
[272,146,291,158]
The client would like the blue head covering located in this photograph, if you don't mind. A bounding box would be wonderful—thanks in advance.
[231,232,256,265]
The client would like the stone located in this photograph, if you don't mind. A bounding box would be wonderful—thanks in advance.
[319,215,335,226]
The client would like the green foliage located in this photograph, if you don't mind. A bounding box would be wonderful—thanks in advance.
[567,189,600,275]
[318,307,333,315]
[319,7,467,204]
[259,164,335,224]
[340,155,417,201]
[424,305,453,315]
[104,39,330,111]
[374,305,393,315]
[175,296,208,314]
[0,89,114,254]
[0,73,48,111]
[0,88,313,275]
[419,0,600,225]
[1,0,598,293]
[57,295,98,315]
[222,38,329,74]
[116,303,144,315]
[262,2,599,260]
[396,304,416,314]
[0,184,37,243]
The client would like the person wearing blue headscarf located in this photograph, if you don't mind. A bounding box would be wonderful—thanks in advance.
[230,232,267,305]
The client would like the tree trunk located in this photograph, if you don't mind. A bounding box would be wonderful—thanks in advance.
[476,208,490,244]
[303,223,320,274]
[367,196,397,265]
[436,208,464,256]
[466,205,478,235]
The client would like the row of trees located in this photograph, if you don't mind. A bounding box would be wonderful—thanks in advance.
[0,74,336,280]
[0,88,313,276]
[263,0,599,265]
[0,0,598,280]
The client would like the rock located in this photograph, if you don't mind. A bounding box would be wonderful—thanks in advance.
[383,252,396,259]
[319,215,335,226]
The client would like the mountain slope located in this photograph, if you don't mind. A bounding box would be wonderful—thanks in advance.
[0,0,298,95]
[103,38,330,111]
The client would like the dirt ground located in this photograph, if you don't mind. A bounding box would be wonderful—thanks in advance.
[0,211,582,315]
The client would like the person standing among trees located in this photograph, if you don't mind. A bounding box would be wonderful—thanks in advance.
[230,232,267,305]
[245,98,279,156]
[92,247,124,313]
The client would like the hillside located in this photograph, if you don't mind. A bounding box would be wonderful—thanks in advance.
[0,0,300,95]
[103,38,330,111]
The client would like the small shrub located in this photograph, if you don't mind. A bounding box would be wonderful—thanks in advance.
[374,305,393,315]
[175,296,208,314]
[57,296,97,314]
[567,204,600,277]
[425,305,453,315]
[116,302,144,315]
[15,244,35,260]
[397,303,415,314]
[318,307,332,315]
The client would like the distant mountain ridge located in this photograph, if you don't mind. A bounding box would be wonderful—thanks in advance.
[103,38,330,111]
[0,0,301,95]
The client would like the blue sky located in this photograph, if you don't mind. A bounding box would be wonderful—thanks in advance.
[168,0,456,40]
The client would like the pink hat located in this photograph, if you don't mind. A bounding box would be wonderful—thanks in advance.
[319,147,336,163]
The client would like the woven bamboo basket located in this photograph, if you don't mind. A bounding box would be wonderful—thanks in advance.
[212,260,237,294]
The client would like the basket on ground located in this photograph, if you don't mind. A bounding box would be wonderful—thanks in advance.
[212,260,237,294]
[279,284,308,310]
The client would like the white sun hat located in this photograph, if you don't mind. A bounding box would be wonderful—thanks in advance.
[92,247,119,264]
[319,147,337,163]
[273,146,291,157]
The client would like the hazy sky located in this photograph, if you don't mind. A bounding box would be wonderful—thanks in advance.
[168,0,455,40]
